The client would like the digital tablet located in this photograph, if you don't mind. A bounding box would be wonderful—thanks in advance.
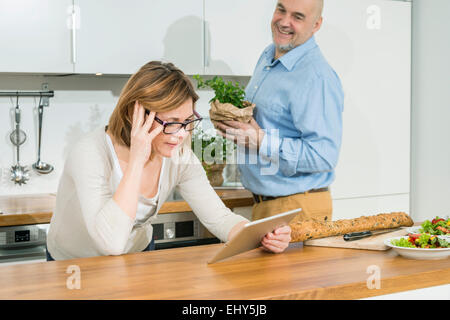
[207,208,302,264]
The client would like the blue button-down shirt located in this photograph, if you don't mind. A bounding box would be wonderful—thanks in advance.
[238,36,344,197]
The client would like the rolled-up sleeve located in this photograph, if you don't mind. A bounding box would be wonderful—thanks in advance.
[175,151,249,242]
[65,141,134,255]
[258,75,344,176]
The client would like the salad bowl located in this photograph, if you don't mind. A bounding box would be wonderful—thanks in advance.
[384,236,450,260]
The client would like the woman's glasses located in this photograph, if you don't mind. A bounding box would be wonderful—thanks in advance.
[145,109,203,134]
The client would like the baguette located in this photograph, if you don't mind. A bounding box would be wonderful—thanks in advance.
[290,212,414,242]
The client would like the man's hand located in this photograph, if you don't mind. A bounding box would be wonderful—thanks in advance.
[215,118,265,150]
[260,225,291,253]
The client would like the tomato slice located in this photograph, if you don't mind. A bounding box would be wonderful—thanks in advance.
[436,226,450,234]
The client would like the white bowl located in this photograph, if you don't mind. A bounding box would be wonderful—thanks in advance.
[384,236,450,260]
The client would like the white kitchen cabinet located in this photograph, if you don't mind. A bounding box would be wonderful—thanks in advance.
[203,0,275,76]
[316,0,411,199]
[74,0,203,75]
[0,0,274,76]
[0,0,74,73]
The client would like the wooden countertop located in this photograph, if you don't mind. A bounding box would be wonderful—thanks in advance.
[0,189,254,227]
[0,243,448,299]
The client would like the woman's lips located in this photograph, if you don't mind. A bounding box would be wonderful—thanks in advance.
[166,142,178,148]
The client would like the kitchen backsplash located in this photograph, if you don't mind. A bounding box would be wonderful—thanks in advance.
[0,73,250,196]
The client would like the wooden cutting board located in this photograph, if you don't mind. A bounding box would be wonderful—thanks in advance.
[303,228,409,251]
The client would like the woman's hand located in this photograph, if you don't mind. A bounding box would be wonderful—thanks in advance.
[129,101,163,166]
[261,225,292,253]
[112,101,163,220]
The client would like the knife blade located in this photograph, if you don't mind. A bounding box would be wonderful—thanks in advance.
[343,228,401,241]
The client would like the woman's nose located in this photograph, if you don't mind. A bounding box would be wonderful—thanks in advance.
[173,127,189,140]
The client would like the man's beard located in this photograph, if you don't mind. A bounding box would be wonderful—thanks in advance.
[272,29,295,53]
[276,42,295,52]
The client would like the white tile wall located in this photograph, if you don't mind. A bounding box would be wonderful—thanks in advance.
[0,73,248,196]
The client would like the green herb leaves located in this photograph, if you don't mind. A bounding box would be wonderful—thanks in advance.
[193,75,246,109]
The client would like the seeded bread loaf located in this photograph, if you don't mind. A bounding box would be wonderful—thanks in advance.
[290,212,414,242]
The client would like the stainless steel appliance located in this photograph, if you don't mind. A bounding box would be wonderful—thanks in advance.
[0,224,48,265]
[0,225,47,248]
[152,211,221,250]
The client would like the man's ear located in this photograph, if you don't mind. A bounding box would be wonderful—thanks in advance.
[313,16,323,34]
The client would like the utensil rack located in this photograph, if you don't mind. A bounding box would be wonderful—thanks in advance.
[1,83,55,186]
[0,83,54,106]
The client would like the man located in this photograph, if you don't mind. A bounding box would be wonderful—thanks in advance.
[216,0,344,223]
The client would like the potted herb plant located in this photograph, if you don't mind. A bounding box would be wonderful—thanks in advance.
[193,75,255,125]
[191,127,235,187]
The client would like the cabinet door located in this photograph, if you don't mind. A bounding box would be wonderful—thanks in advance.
[74,0,203,75]
[204,0,275,76]
[315,0,411,199]
[0,0,73,73]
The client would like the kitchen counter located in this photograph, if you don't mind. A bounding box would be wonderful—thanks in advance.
[0,242,448,299]
[0,189,254,227]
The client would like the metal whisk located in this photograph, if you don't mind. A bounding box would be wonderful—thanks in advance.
[10,99,29,185]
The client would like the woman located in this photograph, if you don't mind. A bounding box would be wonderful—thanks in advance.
[46,61,291,260]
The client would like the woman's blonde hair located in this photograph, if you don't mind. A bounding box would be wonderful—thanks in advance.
[108,61,199,147]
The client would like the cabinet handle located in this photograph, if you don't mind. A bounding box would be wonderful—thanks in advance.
[203,20,210,68]
[71,8,76,64]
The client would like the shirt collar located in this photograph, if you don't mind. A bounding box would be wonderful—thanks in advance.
[264,36,318,71]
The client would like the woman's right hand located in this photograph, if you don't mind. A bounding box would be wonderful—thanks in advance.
[129,101,163,166]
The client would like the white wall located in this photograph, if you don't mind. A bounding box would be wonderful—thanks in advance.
[410,0,450,222]
[0,74,125,195]
[0,74,223,196]
[0,74,245,196]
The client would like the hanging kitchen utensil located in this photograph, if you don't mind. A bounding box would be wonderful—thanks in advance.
[32,96,54,174]
[10,97,29,185]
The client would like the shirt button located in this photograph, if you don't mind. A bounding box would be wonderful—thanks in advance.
[265,66,271,70]
[254,85,258,89]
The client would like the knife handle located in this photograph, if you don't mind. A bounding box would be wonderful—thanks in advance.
[343,231,372,241]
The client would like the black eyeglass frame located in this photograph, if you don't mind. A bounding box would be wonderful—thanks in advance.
[145,109,203,134]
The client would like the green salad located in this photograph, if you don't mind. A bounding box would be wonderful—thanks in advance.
[391,233,449,249]
[419,217,450,235]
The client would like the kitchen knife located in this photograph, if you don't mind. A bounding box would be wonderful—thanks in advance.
[343,228,401,241]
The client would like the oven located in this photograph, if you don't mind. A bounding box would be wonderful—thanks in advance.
[152,211,221,250]
[0,224,48,266]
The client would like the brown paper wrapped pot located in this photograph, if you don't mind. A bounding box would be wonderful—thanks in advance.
[209,99,255,125]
